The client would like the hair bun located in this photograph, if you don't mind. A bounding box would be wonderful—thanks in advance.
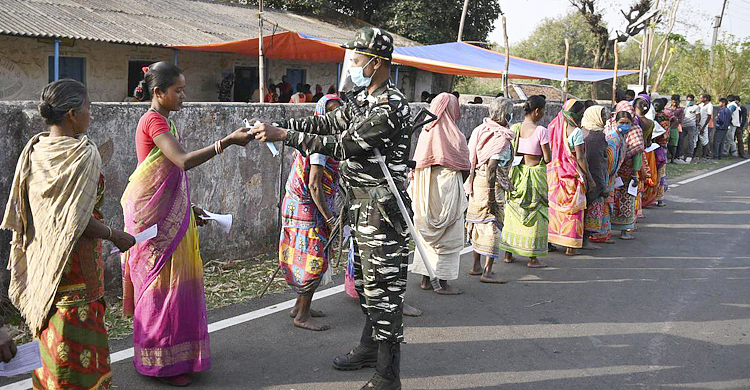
[134,80,149,101]
[38,101,54,118]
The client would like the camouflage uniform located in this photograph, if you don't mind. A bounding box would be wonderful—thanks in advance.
[277,78,412,344]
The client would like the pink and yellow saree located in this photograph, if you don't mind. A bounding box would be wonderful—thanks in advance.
[120,120,210,377]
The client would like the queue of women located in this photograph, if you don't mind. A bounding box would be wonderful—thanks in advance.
[0,58,668,389]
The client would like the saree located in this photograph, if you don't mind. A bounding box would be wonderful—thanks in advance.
[612,102,646,231]
[34,174,112,390]
[279,151,339,294]
[121,120,210,377]
[465,118,515,258]
[547,100,586,249]
[586,122,627,242]
[499,124,549,257]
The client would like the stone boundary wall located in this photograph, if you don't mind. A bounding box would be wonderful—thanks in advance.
[0,101,563,293]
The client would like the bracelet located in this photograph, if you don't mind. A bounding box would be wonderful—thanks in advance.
[106,226,112,240]
[214,140,224,155]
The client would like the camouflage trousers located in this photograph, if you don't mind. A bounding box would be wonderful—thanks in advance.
[349,186,410,343]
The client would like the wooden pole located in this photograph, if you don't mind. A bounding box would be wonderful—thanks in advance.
[457,0,470,42]
[258,0,265,103]
[563,38,570,102]
[502,14,510,97]
[612,41,619,108]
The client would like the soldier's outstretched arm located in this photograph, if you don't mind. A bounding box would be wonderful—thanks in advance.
[285,106,400,160]
[275,107,349,136]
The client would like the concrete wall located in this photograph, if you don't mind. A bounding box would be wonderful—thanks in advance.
[0,100,563,294]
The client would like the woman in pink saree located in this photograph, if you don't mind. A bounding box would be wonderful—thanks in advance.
[546,100,592,255]
[121,62,253,386]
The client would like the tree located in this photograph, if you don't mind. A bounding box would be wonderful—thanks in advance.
[228,0,501,45]
[659,37,750,101]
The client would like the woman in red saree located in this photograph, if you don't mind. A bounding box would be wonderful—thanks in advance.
[121,62,253,386]
[546,100,592,255]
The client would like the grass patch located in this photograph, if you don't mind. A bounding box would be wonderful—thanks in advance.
[4,249,349,343]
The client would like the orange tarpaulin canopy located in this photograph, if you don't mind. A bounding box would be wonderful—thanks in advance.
[172,32,636,82]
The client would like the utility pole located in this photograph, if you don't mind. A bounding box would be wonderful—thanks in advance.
[709,0,727,92]
[258,0,265,103]
[457,0,469,42]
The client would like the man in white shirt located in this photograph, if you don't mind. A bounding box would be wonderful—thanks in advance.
[682,93,701,163]
[699,94,714,158]
[725,94,741,156]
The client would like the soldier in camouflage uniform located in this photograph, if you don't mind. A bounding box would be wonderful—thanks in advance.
[251,27,410,390]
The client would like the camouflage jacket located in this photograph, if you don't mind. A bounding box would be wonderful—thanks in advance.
[278,81,411,188]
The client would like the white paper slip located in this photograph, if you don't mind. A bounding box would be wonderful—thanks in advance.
[201,211,233,235]
[645,143,661,153]
[0,340,41,377]
[614,176,624,188]
[244,119,279,157]
[512,155,524,167]
[627,179,639,197]
[110,224,157,254]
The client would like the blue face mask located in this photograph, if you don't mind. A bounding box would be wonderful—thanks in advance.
[618,124,632,133]
[687,101,695,106]
[349,57,376,88]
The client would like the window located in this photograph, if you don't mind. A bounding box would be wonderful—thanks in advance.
[233,66,258,102]
[48,57,85,83]
[127,60,155,97]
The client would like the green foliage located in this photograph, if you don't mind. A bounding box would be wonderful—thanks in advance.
[658,36,750,99]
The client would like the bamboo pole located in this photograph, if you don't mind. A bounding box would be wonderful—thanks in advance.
[258,0,265,103]
[612,41,619,108]
[502,14,510,97]
[563,38,570,102]
[457,0,470,42]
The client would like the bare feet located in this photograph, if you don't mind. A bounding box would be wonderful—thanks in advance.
[470,253,483,275]
[565,248,579,256]
[294,316,330,331]
[290,308,326,318]
[504,252,514,263]
[469,268,483,275]
[403,303,422,317]
[548,244,558,252]
[435,280,462,295]
[480,272,508,284]
[619,232,635,240]
[420,276,433,290]
[158,374,192,387]
[527,259,548,268]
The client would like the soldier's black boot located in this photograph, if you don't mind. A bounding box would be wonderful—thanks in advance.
[333,319,378,370]
[360,342,401,390]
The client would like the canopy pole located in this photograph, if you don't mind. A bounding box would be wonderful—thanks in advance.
[612,41,619,108]
[337,63,341,91]
[563,38,570,102]
[172,49,179,66]
[54,39,60,81]
[394,66,399,86]
[258,0,265,103]
[457,0,469,42]
[502,14,510,97]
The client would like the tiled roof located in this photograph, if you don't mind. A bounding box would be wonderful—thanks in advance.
[0,0,417,47]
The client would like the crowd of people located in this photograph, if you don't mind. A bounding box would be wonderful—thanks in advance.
[1,24,746,390]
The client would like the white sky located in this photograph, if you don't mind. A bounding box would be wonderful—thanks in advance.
[488,0,750,45]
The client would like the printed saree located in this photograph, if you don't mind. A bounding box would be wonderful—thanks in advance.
[547,100,586,249]
[120,120,209,377]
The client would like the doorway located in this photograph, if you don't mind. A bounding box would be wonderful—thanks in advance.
[234,66,258,102]
[285,68,307,93]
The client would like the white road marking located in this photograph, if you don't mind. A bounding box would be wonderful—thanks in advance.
[676,159,750,185]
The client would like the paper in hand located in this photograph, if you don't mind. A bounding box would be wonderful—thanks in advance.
[200,211,233,235]
[244,119,279,157]
[512,155,524,167]
[0,340,42,377]
[614,176,624,188]
[645,143,661,153]
[110,224,157,254]
[627,179,639,196]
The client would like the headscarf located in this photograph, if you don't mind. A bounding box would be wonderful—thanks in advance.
[315,94,341,116]
[581,105,605,132]
[464,117,515,194]
[612,100,645,159]
[413,92,471,171]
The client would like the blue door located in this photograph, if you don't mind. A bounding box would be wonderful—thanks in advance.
[286,69,306,93]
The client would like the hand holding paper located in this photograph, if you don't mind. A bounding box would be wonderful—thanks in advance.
[645,143,661,153]
[627,179,639,197]
[199,210,233,235]
[110,224,157,254]
[0,340,41,377]
[244,119,279,156]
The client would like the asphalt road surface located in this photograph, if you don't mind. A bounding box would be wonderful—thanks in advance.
[3,161,750,389]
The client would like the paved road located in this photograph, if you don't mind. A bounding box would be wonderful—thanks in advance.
[5,161,750,389]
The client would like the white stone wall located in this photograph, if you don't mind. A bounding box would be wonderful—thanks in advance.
[0,36,341,102]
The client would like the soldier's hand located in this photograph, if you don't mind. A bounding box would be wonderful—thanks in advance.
[251,122,287,142]
[0,329,17,363]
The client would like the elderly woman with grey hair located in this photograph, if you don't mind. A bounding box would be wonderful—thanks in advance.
[464,97,517,283]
